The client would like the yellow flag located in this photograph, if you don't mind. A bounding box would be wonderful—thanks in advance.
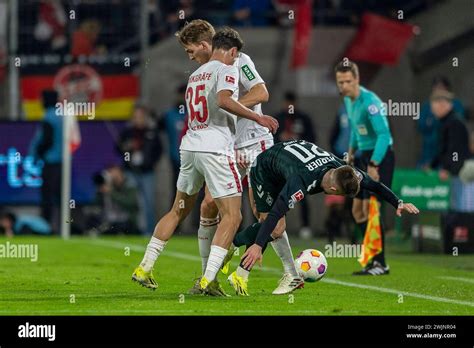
[358,196,383,267]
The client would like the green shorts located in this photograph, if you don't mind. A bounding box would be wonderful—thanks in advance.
[249,165,282,214]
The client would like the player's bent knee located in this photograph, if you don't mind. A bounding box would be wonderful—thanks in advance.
[233,211,243,229]
[200,195,219,218]
[223,210,242,232]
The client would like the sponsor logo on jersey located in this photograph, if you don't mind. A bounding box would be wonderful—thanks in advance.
[225,75,235,84]
[241,64,255,81]
[357,125,368,135]
[191,124,209,131]
[266,195,273,206]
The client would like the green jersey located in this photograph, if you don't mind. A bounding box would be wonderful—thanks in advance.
[251,139,344,200]
[250,140,401,247]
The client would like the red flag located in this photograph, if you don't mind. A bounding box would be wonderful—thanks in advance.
[345,13,415,66]
[290,0,313,69]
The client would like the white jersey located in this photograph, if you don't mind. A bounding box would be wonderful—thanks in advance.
[234,52,272,148]
[180,60,239,155]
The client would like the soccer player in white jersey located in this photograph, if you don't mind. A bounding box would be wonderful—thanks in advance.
[176,20,302,296]
[131,28,278,294]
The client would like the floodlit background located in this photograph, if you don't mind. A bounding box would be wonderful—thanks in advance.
[0,0,473,254]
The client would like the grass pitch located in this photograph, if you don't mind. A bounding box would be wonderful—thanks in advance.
[0,236,473,315]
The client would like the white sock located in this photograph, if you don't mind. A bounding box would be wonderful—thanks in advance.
[140,236,167,272]
[271,231,299,277]
[203,245,227,282]
[198,216,219,274]
[236,266,250,280]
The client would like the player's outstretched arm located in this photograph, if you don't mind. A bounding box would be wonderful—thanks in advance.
[217,90,278,133]
[360,172,420,216]
[396,202,419,217]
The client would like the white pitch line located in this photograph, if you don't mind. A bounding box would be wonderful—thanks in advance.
[437,276,474,284]
[73,239,474,308]
[322,278,474,307]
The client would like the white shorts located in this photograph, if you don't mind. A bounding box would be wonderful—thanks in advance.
[177,150,242,199]
[236,138,274,180]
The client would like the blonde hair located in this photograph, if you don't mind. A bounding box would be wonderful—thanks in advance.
[175,19,215,46]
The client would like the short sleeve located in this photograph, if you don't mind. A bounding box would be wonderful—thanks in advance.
[216,65,239,94]
[238,54,265,92]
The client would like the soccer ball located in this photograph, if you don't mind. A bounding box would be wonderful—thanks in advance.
[295,249,328,282]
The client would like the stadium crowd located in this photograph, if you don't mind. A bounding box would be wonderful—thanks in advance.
[1,0,473,240]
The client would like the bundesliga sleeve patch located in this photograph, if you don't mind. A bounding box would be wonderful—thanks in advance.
[241,64,256,81]
[291,190,305,202]
[288,189,305,209]
[368,104,379,115]
[225,75,235,84]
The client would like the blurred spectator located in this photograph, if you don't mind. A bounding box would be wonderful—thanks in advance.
[430,89,474,212]
[0,211,52,237]
[0,1,6,82]
[158,84,187,191]
[431,89,470,178]
[29,90,62,234]
[275,91,316,239]
[97,165,140,234]
[160,0,196,35]
[232,0,273,26]
[275,91,316,143]
[417,76,466,168]
[71,19,106,58]
[117,105,162,235]
[34,0,67,52]
[195,0,233,26]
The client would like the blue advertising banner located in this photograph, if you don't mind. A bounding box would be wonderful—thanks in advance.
[0,121,126,204]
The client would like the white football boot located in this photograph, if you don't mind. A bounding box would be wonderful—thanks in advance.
[272,273,304,295]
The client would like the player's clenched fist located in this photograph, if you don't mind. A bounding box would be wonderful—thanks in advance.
[258,115,279,134]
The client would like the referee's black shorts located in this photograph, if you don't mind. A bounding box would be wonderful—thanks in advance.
[354,148,395,200]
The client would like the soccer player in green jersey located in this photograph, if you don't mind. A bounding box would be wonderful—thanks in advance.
[226,140,419,295]
[335,60,395,275]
